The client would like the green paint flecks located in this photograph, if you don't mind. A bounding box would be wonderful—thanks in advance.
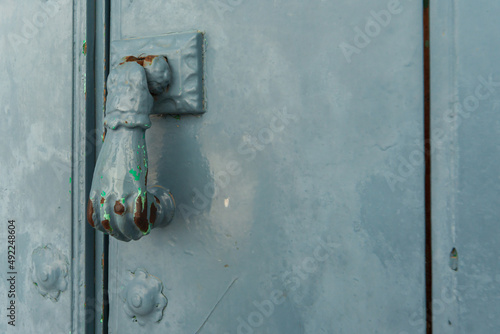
[101,191,106,197]
[129,169,140,180]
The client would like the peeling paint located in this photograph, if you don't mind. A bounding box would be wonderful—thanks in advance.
[87,199,95,227]
[449,248,458,271]
[133,195,148,232]
[101,219,111,232]
[150,202,157,225]
[129,169,140,181]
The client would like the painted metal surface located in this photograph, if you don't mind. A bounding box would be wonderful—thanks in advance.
[431,1,500,333]
[0,0,92,333]
[107,0,426,333]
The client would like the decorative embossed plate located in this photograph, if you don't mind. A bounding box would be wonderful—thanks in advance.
[111,31,205,115]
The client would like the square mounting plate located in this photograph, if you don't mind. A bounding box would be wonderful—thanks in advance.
[110,31,205,115]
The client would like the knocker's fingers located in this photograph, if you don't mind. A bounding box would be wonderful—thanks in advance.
[91,194,126,241]
[87,196,118,237]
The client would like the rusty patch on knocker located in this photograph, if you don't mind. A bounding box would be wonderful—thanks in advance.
[102,219,111,231]
[114,201,125,215]
[134,196,149,232]
[150,203,157,225]
[87,199,95,227]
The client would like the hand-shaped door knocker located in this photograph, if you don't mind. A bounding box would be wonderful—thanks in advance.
[87,56,175,241]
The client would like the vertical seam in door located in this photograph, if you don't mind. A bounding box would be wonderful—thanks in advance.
[85,0,97,333]
[423,1,432,334]
[102,1,111,332]
[88,0,111,332]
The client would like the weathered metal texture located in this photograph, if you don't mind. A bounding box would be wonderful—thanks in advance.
[107,0,426,333]
[111,32,205,115]
[431,1,500,333]
[121,268,168,325]
[88,60,175,241]
[0,0,91,333]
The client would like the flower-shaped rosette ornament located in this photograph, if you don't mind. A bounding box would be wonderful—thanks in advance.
[31,244,69,302]
[121,269,167,325]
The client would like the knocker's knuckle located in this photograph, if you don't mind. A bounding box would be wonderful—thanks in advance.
[114,200,126,215]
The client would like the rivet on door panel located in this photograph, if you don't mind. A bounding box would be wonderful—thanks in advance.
[31,244,69,302]
[121,269,167,325]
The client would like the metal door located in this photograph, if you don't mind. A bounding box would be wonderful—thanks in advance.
[103,1,426,333]
[0,0,427,333]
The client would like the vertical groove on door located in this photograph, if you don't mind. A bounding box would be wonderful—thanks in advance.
[91,0,111,332]
[423,1,432,334]
[84,0,97,333]
[102,3,111,333]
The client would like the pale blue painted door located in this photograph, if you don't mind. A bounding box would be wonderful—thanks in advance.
[0,0,429,333]
[105,1,426,333]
